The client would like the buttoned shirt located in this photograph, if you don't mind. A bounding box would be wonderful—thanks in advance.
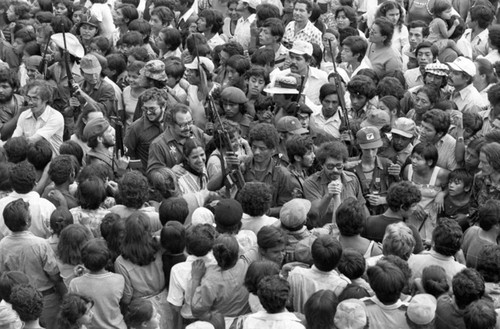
[404,67,424,89]
[147,125,207,174]
[12,105,64,155]
[0,231,59,291]
[309,110,341,139]
[303,170,366,225]
[478,108,494,137]
[434,134,458,171]
[283,20,323,50]
[450,84,484,114]
[234,14,256,51]
[125,116,164,172]
[462,28,489,59]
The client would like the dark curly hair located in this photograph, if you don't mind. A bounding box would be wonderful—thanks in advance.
[49,155,78,185]
[9,161,36,194]
[452,268,485,309]
[76,177,107,210]
[376,76,405,100]
[336,198,365,236]
[249,123,279,150]
[347,74,377,99]
[244,260,280,294]
[433,217,463,257]
[119,171,149,209]
[257,275,290,314]
[316,141,348,164]
[386,181,422,212]
[4,137,28,164]
[286,135,314,165]
[477,245,500,283]
[10,284,43,322]
[237,182,272,216]
[422,108,451,136]
[57,294,93,329]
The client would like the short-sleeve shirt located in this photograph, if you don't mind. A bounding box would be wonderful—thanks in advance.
[283,21,322,50]
[12,105,64,155]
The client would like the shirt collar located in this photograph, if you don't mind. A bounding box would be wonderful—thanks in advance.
[24,105,52,122]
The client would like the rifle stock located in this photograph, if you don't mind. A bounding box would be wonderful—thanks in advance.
[110,116,125,158]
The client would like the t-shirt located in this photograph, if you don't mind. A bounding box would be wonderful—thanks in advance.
[435,294,466,329]
[461,226,495,268]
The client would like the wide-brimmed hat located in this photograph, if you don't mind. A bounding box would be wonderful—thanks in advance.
[264,76,299,94]
[51,33,85,58]
[80,54,102,74]
[140,60,168,82]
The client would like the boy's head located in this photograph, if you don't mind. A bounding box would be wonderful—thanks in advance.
[48,155,78,186]
[81,238,111,272]
[50,207,74,236]
[386,181,421,217]
[161,221,186,254]
[432,218,463,256]
[257,226,286,265]
[26,139,52,171]
[311,235,343,272]
[159,197,189,226]
[464,299,497,329]
[335,198,365,237]
[452,268,485,309]
[3,198,30,233]
[421,265,450,298]
[4,137,28,164]
[257,275,290,314]
[185,224,217,257]
[10,284,43,322]
[237,182,272,217]
[367,259,406,305]
[164,58,185,88]
[338,249,365,280]
[448,168,473,197]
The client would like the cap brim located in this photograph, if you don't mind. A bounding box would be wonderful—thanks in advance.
[447,62,463,72]
[81,67,101,74]
[359,139,383,149]
[184,63,198,70]
[263,87,299,94]
[289,49,310,56]
[290,127,309,135]
[391,128,413,138]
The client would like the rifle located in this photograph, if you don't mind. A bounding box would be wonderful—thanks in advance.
[207,95,246,191]
[61,23,81,120]
[109,116,125,158]
[38,37,51,78]
[328,39,354,144]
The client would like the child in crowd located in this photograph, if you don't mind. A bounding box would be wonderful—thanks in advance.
[164,58,188,104]
[426,0,463,55]
[439,168,472,232]
[338,249,373,296]
[56,294,94,329]
[69,239,127,329]
[57,224,92,287]
[124,299,161,329]
[47,207,74,254]
[160,221,186,287]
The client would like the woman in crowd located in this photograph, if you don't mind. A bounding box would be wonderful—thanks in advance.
[173,139,209,196]
[376,1,408,55]
[76,16,101,54]
[222,0,239,41]
[471,142,500,218]
[367,17,403,78]
[406,85,439,126]
[56,224,92,287]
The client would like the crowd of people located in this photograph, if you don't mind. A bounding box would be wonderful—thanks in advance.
[1,0,500,328]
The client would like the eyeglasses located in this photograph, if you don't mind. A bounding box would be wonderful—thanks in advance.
[142,106,160,113]
[175,120,194,129]
[25,95,41,102]
[324,162,344,170]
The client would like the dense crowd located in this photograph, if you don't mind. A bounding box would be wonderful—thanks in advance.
[1,0,500,328]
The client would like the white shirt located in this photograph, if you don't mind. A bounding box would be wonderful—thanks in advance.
[242,311,305,329]
[13,104,64,156]
[309,110,342,139]
[234,14,256,51]
[450,83,485,114]
[462,28,489,59]
[90,3,115,40]
[404,67,424,89]
[274,67,328,105]
[0,191,55,240]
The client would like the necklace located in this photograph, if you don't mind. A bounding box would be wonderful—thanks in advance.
[425,0,433,16]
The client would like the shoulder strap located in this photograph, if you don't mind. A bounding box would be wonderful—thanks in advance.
[429,166,440,186]
[407,164,414,181]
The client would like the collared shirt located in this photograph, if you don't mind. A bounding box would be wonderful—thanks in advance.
[191,259,251,318]
[168,253,217,319]
[404,67,424,89]
[274,44,289,69]
[12,105,64,155]
[234,14,256,51]
[147,125,207,174]
[462,28,489,59]
[434,134,457,171]
[478,108,493,137]
[303,170,366,225]
[309,110,341,139]
[125,115,164,172]
[274,67,328,105]
[242,310,305,329]
[450,84,484,114]
[283,20,322,50]
[243,158,294,212]
[240,213,279,235]
[79,78,116,117]
[408,249,466,283]
[479,83,494,107]
[207,33,226,50]
[482,49,500,65]
[362,296,410,329]
[0,231,59,291]
[0,191,55,240]
[288,265,350,313]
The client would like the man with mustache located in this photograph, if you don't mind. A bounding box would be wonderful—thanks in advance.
[0,66,25,142]
[447,56,483,114]
[379,117,418,167]
[274,40,327,105]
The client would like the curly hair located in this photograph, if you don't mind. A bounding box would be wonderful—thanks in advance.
[4,137,28,164]
[316,141,348,164]
[433,217,463,257]
[336,198,365,236]
[57,294,93,329]
[0,271,29,303]
[347,74,377,99]
[9,161,36,194]
[382,222,415,260]
[477,245,500,283]
[237,182,272,216]
[452,268,485,309]
[10,284,43,322]
[244,260,280,294]
[286,135,314,165]
[213,234,239,270]
[57,224,93,266]
[386,181,422,212]
[257,275,290,314]
[249,123,279,149]
[119,171,149,209]
[48,155,77,185]
[373,17,394,47]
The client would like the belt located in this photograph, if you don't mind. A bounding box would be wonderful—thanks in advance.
[40,287,56,296]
